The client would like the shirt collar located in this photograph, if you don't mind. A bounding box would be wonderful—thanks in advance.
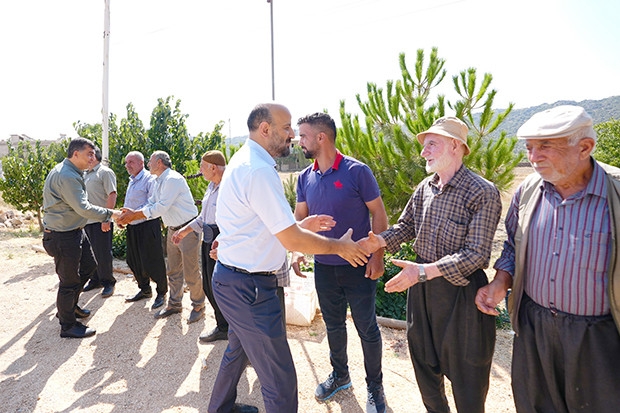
[428,164,468,189]
[542,157,607,200]
[156,167,171,181]
[130,168,146,182]
[312,150,344,172]
[86,162,102,175]
[247,138,277,167]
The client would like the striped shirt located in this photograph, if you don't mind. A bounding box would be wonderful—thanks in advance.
[495,162,611,316]
[382,165,502,286]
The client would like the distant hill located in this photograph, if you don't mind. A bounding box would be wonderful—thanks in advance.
[483,95,620,138]
[226,95,620,145]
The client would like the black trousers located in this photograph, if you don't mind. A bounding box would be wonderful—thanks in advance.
[84,222,116,287]
[201,234,228,331]
[407,269,495,413]
[42,228,96,330]
[126,219,167,295]
[512,294,620,413]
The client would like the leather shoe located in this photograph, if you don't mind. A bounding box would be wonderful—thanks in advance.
[82,280,102,292]
[154,306,182,319]
[199,327,228,343]
[60,322,96,338]
[151,294,165,310]
[232,404,258,413]
[75,306,91,318]
[101,285,115,298]
[187,308,205,324]
[125,290,153,302]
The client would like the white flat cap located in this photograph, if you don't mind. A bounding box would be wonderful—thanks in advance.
[517,105,596,140]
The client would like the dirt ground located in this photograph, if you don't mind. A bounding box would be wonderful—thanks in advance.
[0,167,534,413]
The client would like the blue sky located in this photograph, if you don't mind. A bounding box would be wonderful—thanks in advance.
[1,0,619,141]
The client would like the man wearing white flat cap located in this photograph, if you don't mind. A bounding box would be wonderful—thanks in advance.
[360,116,502,412]
[476,105,620,412]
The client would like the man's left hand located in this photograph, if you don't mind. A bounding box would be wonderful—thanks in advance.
[384,258,418,292]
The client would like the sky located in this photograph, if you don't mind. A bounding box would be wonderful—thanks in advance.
[1,0,619,141]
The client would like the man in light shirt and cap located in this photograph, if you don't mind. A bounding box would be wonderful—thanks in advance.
[360,116,502,413]
[476,105,620,412]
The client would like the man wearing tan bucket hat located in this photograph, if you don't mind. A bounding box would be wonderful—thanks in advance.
[360,116,502,412]
[476,105,620,412]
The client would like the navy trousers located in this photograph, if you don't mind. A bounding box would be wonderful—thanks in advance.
[314,262,383,387]
[208,262,298,413]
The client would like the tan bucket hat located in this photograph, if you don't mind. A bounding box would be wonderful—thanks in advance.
[416,116,470,155]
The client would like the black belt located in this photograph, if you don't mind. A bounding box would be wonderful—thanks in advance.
[168,217,196,231]
[218,261,276,276]
[44,227,83,233]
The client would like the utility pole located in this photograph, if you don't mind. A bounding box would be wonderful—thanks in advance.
[268,0,275,100]
[102,0,110,163]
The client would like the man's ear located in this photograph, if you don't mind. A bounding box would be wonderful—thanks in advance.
[258,120,271,138]
[579,137,596,160]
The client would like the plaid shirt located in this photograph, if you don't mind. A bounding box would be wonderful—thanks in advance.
[382,165,502,286]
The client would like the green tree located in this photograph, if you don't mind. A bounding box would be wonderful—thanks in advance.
[147,96,192,175]
[593,118,620,167]
[338,48,524,223]
[75,97,230,204]
[0,140,56,230]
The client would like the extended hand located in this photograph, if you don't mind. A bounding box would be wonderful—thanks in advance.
[336,228,369,267]
[300,214,336,233]
[115,207,134,226]
[358,231,384,255]
[384,258,418,292]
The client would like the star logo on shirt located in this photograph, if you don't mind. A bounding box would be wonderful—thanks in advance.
[334,180,343,189]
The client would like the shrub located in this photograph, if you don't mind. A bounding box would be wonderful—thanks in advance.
[112,228,127,260]
[375,243,417,320]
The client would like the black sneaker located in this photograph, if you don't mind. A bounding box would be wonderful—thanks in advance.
[366,383,386,413]
[315,371,352,401]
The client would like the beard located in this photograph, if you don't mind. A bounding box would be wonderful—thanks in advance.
[425,152,451,173]
[302,147,315,159]
[267,130,292,158]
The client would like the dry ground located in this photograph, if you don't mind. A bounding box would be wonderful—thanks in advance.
[0,167,533,412]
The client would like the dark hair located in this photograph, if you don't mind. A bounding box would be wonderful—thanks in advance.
[94,147,102,162]
[297,112,337,141]
[247,104,273,132]
[67,138,96,159]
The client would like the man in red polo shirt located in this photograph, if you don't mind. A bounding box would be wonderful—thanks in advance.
[295,112,389,413]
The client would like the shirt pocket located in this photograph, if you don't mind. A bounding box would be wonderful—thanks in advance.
[575,231,610,273]
[439,218,469,253]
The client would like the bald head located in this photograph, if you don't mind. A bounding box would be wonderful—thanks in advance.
[247,103,294,158]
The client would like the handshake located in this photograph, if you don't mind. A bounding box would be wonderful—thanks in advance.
[349,231,425,293]
[108,207,143,228]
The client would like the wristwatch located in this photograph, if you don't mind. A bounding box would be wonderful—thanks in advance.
[418,265,427,283]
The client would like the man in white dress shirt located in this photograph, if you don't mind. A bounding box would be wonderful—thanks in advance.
[207,103,369,413]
